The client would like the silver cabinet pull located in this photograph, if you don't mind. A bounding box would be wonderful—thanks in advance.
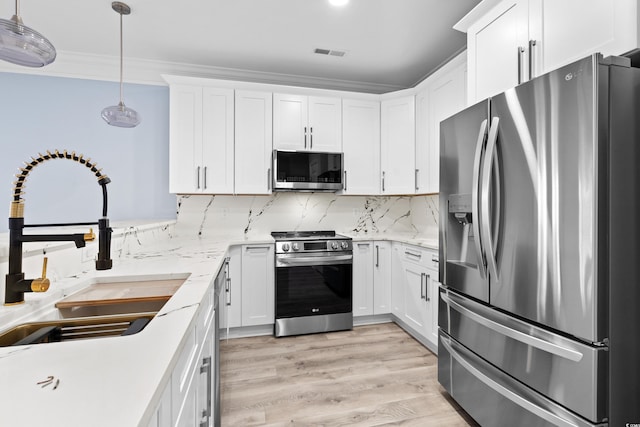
[528,39,537,80]
[199,356,212,427]
[344,170,347,191]
[405,250,421,259]
[420,273,426,300]
[203,166,207,190]
[245,245,272,251]
[426,274,430,302]
[415,169,419,191]
[267,168,271,190]
[382,171,386,192]
[196,166,201,189]
[304,126,307,149]
[517,46,525,84]
[310,126,313,149]
[375,245,379,268]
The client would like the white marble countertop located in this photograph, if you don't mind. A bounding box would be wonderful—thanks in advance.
[340,230,439,251]
[0,226,435,426]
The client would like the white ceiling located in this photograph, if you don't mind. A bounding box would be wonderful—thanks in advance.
[2,0,481,93]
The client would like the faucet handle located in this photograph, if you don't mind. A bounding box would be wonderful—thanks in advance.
[31,257,50,293]
[84,228,96,242]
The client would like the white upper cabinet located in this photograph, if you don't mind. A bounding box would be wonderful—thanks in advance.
[273,94,342,152]
[234,90,273,194]
[461,0,640,104]
[465,0,530,103]
[168,84,234,194]
[415,58,466,194]
[342,99,381,195]
[380,96,416,195]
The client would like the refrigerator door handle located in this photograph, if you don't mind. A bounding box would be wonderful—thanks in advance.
[481,117,500,283]
[440,335,581,427]
[472,119,489,279]
[441,292,584,362]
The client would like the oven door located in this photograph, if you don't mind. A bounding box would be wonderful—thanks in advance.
[275,252,352,318]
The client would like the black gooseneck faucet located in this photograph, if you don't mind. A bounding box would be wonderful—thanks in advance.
[4,150,113,305]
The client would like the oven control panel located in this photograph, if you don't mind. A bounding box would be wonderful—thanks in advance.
[275,239,352,254]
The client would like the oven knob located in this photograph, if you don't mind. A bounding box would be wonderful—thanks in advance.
[341,241,349,249]
[292,242,300,251]
[282,243,290,252]
[331,242,339,250]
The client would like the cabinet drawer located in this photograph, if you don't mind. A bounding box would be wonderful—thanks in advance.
[400,244,430,268]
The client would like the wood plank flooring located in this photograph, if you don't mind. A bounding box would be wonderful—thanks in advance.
[220,322,478,426]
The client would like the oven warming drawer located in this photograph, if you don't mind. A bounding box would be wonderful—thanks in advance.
[275,312,353,337]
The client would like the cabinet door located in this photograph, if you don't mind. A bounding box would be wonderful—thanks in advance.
[467,0,530,103]
[201,87,234,194]
[308,96,342,152]
[221,247,242,329]
[426,270,439,350]
[342,99,381,195]
[197,329,214,427]
[273,94,308,150]
[381,96,416,194]
[537,0,639,75]
[241,245,275,326]
[373,241,392,314]
[353,241,374,317]
[423,64,466,193]
[402,262,429,334]
[414,89,429,193]
[169,85,202,193]
[235,90,273,194]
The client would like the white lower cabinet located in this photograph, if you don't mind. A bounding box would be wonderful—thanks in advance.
[391,242,439,351]
[353,241,392,317]
[220,244,275,331]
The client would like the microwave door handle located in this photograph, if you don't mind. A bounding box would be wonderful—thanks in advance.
[481,117,500,282]
[472,119,488,279]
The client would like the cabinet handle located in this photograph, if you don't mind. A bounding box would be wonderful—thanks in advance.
[517,46,525,84]
[267,168,271,190]
[245,246,271,251]
[199,356,212,426]
[420,273,426,300]
[432,256,439,264]
[382,171,386,192]
[344,170,347,191]
[203,166,207,190]
[310,126,313,149]
[226,277,231,306]
[415,169,419,191]
[304,126,307,149]
[196,166,201,189]
[426,274,430,302]
[375,245,379,268]
[405,250,422,259]
[528,39,537,80]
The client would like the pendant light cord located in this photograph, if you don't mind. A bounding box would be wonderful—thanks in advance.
[14,0,19,16]
[119,10,124,106]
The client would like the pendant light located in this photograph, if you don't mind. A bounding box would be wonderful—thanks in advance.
[0,0,56,67]
[101,1,140,128]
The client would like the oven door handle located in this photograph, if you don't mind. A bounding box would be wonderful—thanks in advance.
[276,255,353,267]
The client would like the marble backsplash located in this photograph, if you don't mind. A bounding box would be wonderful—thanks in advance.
[174,193,439,238]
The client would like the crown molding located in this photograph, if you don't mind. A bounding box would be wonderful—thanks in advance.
[0,51,406,94]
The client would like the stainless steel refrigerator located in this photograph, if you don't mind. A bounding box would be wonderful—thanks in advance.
[438,53,640,427]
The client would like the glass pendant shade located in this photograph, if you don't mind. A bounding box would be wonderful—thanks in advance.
[101,102,141,128]
[0,15,56,67]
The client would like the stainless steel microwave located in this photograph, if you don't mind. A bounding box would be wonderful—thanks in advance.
[272,150,343,192]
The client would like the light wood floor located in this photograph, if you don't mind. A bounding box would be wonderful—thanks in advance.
[220,322,478,426]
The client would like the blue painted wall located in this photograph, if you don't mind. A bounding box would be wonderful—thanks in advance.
[0,72,175,232]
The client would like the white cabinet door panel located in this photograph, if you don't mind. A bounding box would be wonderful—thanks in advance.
[241,245,275,326]
[381,96,416,194]
[308,96,342,152]
[202,88,234,194]
[342,99,380,195]
[273,94,308,150]
[353,242,374,316]
[373,241,392,314]
[169,85,201,193]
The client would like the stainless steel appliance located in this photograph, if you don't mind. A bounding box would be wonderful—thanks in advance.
[272,231,353,337]
[439,54,640,427]
[272,150,343,192]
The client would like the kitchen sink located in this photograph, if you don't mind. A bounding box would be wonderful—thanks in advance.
[0,313,156,347]
[55,276,188,318]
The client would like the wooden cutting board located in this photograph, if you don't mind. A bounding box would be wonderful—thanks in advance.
[55,278,185,309]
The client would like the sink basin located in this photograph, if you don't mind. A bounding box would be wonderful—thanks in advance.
[55,276,187,318]
[0,313,156,347]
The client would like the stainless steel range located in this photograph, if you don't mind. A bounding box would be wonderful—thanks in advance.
[271,231,353,337]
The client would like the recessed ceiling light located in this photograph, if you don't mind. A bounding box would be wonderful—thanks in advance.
[329,0,349,7]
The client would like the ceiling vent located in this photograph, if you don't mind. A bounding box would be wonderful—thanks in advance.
[314,48,346,57]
